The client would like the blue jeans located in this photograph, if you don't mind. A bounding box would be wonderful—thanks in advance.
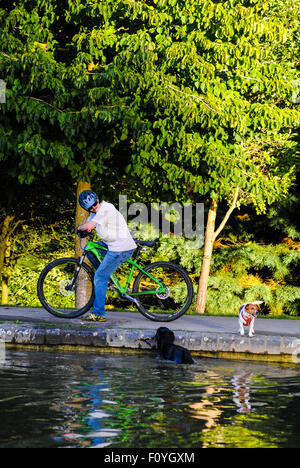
[85,242,135,317]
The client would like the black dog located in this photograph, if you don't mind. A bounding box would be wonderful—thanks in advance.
[153,327,194,364]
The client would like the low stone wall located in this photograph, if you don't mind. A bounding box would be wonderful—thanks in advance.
[1,322,300,363]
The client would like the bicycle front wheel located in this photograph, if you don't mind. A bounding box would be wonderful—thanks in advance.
[37,257,95,318]
[132,261,193,322]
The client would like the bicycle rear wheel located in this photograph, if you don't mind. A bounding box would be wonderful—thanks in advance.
[37,257,95,318]
[132,261,193,322]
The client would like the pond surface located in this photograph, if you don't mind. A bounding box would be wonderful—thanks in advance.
[1,349,300,448]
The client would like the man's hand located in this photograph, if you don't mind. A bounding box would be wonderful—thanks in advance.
[77,220,97,232]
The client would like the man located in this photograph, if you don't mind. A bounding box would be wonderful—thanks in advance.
[77,190,136,322]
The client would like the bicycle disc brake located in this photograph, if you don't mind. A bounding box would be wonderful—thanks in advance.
[155,285,170,299]
[59,280,75,296]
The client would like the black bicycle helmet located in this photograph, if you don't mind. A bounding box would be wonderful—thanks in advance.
[78,190,98,211]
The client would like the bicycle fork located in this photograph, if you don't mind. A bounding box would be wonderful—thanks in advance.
[65,254,86,291]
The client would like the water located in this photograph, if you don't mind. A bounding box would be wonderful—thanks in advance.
[1,349,300,448]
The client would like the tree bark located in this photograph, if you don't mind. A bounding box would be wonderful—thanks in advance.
[0,215,14,304]
[196,187,240,314]
[75,180,92,309]
[195,199,218,314]
[1,238,11,304]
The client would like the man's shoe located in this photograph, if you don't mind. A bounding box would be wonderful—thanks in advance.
[83,313,106,322]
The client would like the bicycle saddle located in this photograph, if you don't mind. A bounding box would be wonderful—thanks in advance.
[134,239,157,247]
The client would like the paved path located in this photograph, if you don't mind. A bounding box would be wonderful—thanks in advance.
[1,307,300,362]
[1,306,300,336]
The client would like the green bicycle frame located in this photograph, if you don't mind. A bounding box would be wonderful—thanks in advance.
[84,240,165,296]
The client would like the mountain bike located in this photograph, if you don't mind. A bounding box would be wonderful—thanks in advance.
[37,233,194,322]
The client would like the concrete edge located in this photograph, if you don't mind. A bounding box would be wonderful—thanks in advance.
[1,322,300,363]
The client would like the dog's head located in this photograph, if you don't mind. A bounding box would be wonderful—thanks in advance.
[154,327,175,350]
[245,303,259,317]
[239,301,263,317]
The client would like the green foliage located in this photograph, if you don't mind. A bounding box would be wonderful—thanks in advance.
[0,215,74,306]
[207,242,300,315]
[0,0,137,186]
[212,242,300,281]
[141,235,300,316]
[1,0,299,209]
[110,0,300,212]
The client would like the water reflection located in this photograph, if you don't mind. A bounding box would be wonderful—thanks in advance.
[0,349,300,448]
[62,370,120,448]
[232,372,252,413]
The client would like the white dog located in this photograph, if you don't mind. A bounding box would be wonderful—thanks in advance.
[238,301,263,337]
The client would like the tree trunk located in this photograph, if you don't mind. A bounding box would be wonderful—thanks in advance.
[0,215,14,305]
[1,238,11,304]
[195,187,240,314]
[196,199,218,314]
[75,180,92,309]
[1,280,8,305]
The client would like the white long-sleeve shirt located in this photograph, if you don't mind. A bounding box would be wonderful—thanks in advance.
[88,200,137,252]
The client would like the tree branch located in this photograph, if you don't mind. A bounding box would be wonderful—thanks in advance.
[164,84,217,113]
[1,52,18,61]
[213,186,240,241]
[24,96,128,114]
[25,96,64,113]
